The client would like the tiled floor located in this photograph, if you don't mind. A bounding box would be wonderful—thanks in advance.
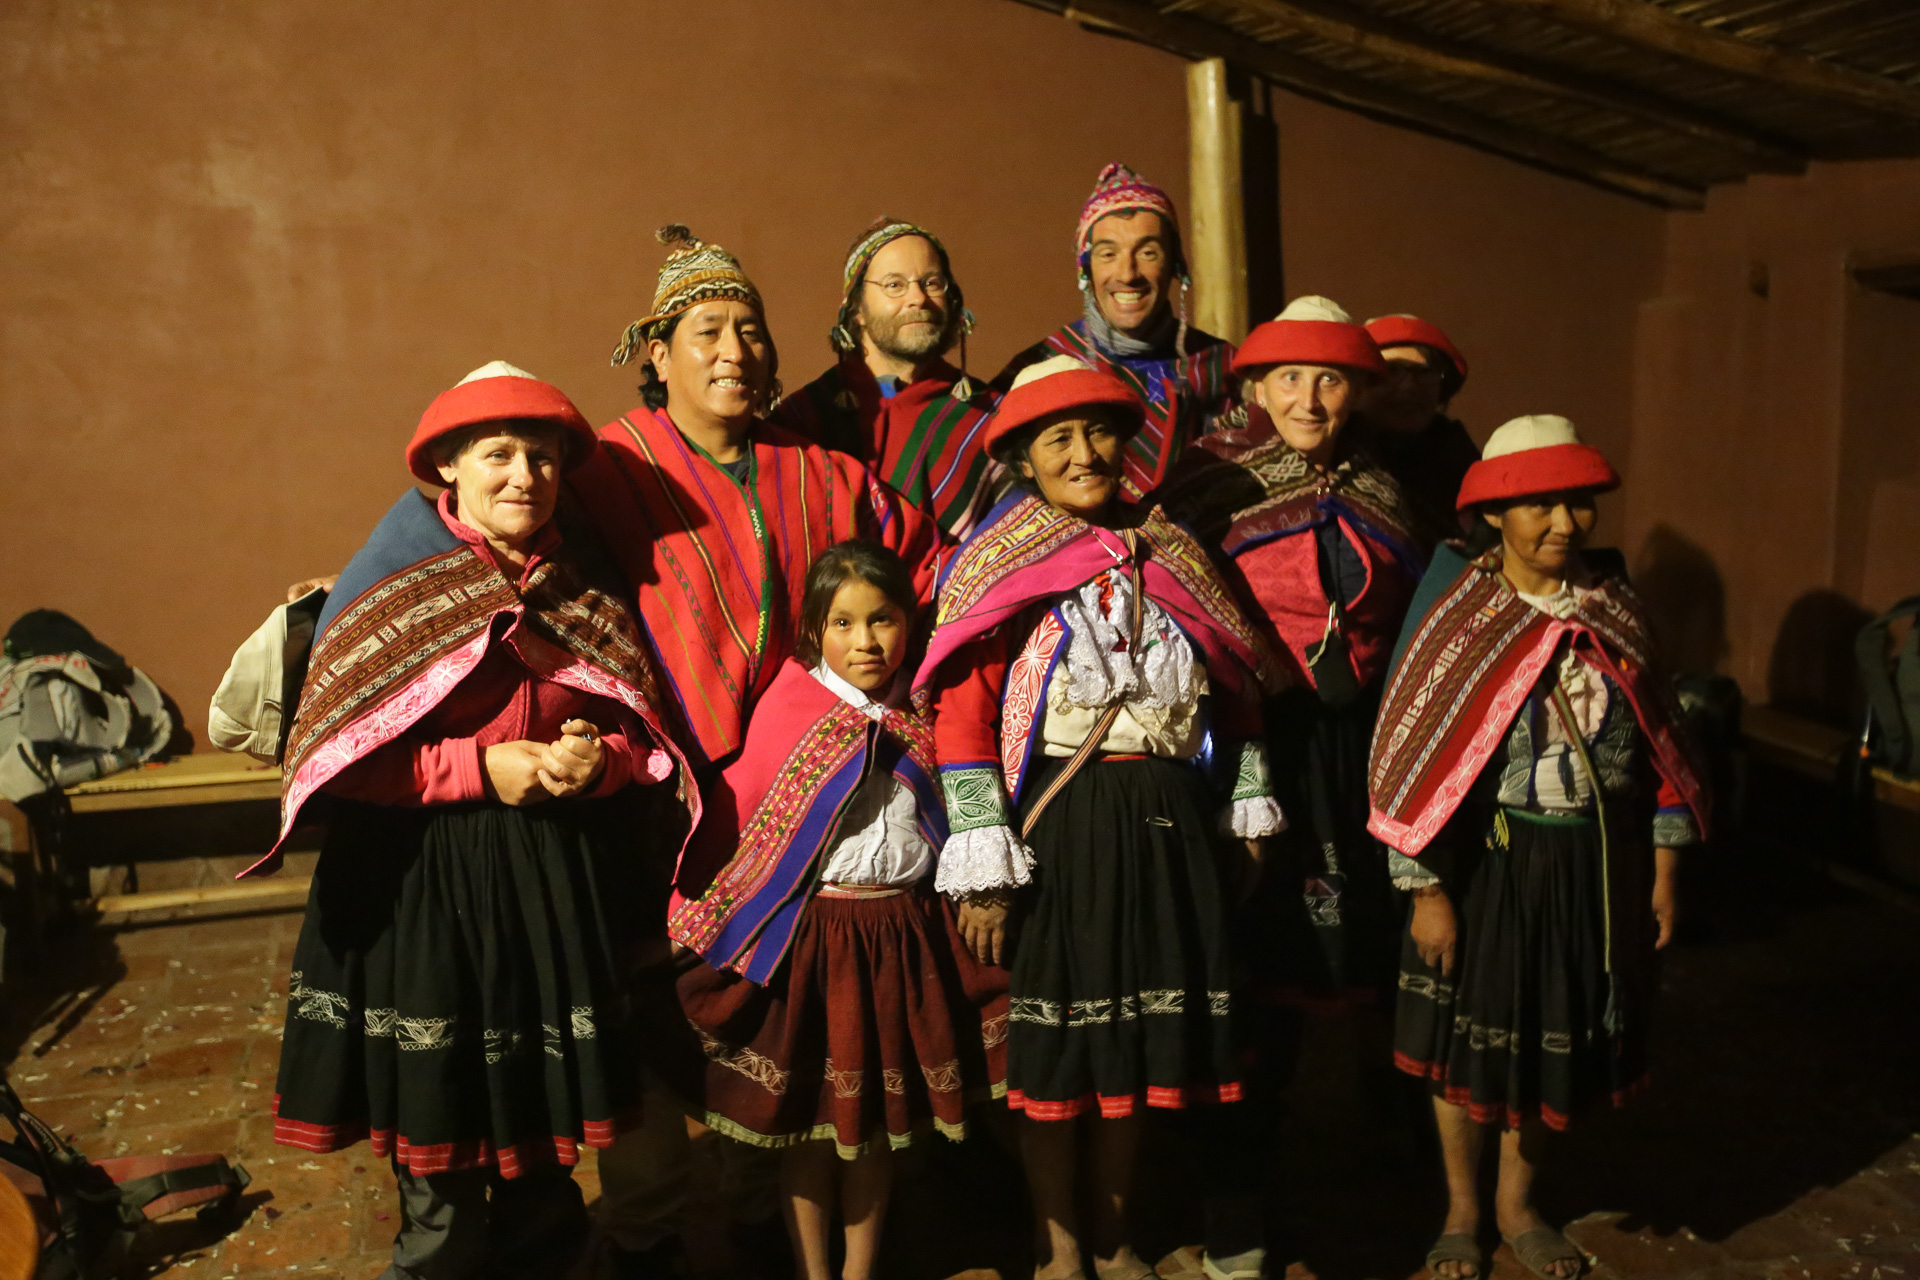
[4,847,1918,1280]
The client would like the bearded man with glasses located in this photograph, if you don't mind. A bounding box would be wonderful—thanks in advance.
[771,217,1003,539]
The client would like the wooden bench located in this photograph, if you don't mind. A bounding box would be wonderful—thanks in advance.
[1742,703,1920,815]
[0,755,310,949]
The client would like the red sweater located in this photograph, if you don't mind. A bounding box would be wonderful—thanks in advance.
[325,495,642,806]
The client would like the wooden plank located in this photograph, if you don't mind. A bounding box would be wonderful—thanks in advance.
[1211,0,1803,171]
[64,754,280,795]
[68,780,282,814]
[95,878,311,915]
[1064,0,1706,207]
[1187,58,1251,342]
[1469,0,1920,121]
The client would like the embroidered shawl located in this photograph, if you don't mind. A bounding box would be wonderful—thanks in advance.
[570,408,945,771]
[1367,552,1709,857]
[247,489,691,875]
[1160,420,1426,570]
[917,492,1274,704]
[770,357,999,540]
[667,660,944,984]
[995,322,1239,501]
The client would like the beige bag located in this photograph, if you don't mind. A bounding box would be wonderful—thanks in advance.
[207,588,325,764]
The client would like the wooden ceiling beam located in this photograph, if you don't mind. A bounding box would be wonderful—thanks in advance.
[1061,0,1707,207]
[1467,0,1920,121]
[1209,0,1803,171]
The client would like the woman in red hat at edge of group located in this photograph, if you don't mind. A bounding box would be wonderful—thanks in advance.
[1368,416,1710,1280]
[260,361,692,1280]
[918,355,1282,1280]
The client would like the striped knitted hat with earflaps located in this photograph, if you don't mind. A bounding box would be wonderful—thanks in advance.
[611,224,765,367]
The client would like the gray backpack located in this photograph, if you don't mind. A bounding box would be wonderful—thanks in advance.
[1856,596,1920,779]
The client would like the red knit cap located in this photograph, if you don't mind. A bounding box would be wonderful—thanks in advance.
[1365,313,1468,390]
[1456,415,1619,511]
[1232,296,1385,376]
[406,361,596,485]
[983,355,1143,455]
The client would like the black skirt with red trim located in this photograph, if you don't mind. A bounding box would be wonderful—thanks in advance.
[1006,755,1242,1120]
[272,795,647,1177]
[1393,805,1655,1130]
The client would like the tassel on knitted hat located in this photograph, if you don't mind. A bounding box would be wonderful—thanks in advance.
[951,308,979,401]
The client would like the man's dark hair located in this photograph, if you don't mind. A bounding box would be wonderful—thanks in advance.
[637,311,782,412]
[794,540,918,667]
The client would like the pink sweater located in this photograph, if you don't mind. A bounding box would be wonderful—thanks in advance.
[324,495,641,806]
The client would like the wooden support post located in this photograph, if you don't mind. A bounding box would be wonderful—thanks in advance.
[1187,58,1249,343]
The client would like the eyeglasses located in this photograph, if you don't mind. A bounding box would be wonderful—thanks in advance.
[866,274,950,299]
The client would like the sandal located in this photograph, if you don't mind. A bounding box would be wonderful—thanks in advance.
[1201,1248,1266,1280]
[1093,1258,1157,1280]
[1425,1231,1483,1279]
[1503,1226,1585,1280]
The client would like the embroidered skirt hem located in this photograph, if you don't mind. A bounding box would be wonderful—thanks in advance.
[676,889,1009,1161]
[272,796,646,1178]
[1392,806,1655,1131]
[1007,756,1242,1120]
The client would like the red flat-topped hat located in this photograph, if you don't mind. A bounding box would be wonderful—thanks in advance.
[982,354,1143,454]
[406,360,597,485]
[1365,313,1468,391]
[1456,414,1619,511]
[1232,295,1385,377]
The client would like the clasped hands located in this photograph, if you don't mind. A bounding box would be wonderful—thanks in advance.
[484,719,606,806]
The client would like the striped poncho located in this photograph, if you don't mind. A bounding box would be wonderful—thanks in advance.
[771,357,1000,540]
[570,407,945,772]
[993,320,1240,501]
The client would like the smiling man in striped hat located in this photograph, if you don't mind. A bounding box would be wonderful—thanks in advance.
[771,217,1002,540]
[992,162,1242,502]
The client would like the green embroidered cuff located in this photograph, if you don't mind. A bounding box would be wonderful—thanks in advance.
[1228,739,1275,803]
[942,765,1013,835]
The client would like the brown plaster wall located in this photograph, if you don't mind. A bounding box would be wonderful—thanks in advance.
[3,0,1663,743]
[1624,161,1920,721]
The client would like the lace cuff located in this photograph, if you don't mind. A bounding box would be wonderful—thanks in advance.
[1652,807,1701,849]
[934,825,1036,897]
[1388,848,1441,890]
[1219,795,1286,839]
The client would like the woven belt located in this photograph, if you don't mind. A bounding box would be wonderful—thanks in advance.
[815,883,908,899]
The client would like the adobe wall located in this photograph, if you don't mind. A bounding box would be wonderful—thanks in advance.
[2,0,1663,741]
[1624,161,1920,719]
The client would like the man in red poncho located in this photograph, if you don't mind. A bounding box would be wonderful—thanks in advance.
[571,223,943,1278]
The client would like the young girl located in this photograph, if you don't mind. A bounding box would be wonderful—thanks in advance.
[666,540,1008,1280]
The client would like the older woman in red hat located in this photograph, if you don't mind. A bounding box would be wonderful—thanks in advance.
[1361,313,1481,543]
[1368,416,1708,1280]
[1163,296,1430,1018]
[919,355,1279,1280]
[263,362,691,1280]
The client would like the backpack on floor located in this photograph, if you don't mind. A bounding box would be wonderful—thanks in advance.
[0,1076,249,1278]
[1856,596,1920,779]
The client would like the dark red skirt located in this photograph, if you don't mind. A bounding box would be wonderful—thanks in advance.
[676,888,1009,1157]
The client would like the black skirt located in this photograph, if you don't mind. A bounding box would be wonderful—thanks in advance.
[1242,683,1402,1007]
[272,795,647,1177]
[1393,807,1655,1130]
[1006,755,1241,1120]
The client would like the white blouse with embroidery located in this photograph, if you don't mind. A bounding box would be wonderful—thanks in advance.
[810,664,935,888]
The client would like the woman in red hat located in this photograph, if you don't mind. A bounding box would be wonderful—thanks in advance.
[263,362,692,1279]
[918,355,1280,1280]
[1360,313,1481,543]
[1368,416,1709,1280]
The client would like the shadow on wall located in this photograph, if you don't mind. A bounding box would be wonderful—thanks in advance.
[1769,590,1874,729]
[1632,524,1728,677]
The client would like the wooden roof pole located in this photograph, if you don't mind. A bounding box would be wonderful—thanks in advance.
[1470,0,1920,121]
[1187,58,1251,343]
[1212,0,1801,170]
[1064,0,1705,208]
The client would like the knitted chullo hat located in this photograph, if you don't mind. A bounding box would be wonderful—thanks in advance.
[611,224,765,367]
[829,216,979,401]
[1075,162,1193,350]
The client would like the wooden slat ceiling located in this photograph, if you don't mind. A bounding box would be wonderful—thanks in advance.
[1006,0,1920,207]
